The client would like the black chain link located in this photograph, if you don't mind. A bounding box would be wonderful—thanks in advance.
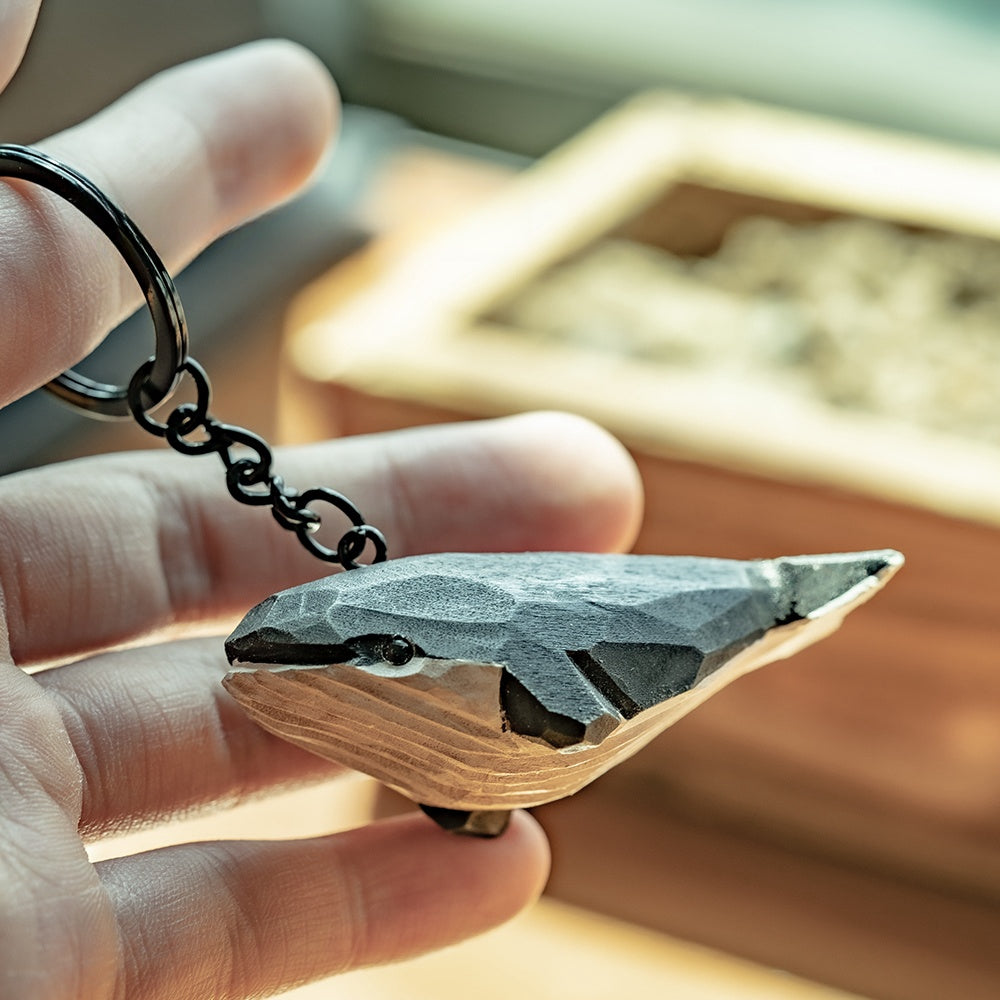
[127,359,387,570]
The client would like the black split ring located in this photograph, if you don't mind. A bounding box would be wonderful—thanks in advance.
[0,144,187,418]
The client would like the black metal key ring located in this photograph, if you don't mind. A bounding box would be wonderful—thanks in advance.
[0,144,186,417]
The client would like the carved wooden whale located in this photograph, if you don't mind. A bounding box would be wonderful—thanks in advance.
[224,550,902,835]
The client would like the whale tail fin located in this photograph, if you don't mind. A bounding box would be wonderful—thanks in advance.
[761,549,904,625]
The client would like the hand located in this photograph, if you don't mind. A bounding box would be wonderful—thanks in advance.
[0,5,643,998]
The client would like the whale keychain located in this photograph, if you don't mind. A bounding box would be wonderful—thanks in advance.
[4,144,904,838]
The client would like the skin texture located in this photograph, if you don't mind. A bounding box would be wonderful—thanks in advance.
[0,6,644,999]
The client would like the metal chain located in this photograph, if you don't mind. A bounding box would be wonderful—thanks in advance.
[127,358,387,570]
[0,144,386,573]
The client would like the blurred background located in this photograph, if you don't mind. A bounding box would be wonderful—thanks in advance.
[6,4,1000,1000]
[5,0,1000,469]
[10,0,1000,152]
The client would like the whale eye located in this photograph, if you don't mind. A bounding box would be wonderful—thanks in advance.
[380,635,417,666]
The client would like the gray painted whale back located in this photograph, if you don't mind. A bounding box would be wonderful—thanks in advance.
[227,551,894,734]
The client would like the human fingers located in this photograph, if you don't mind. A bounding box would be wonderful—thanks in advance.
[38,636,341,839]
[0,39,337,408]
[1,412,643,666]
[0,0,39,92]
[98,812,550,1000]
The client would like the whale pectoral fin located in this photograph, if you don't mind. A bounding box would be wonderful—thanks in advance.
[498,644,622,749]
[500,669,588,748]
[568,641,717,718]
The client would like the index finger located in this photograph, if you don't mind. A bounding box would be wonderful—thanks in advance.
[0,413,643,666]
[0,40,336,409]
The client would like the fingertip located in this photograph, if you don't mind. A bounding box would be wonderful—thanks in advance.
[345,810,551,965]
[234,39,341,200]
[367,411,645,558]
[431,808,552,938]
[128,38,341,234]
[495,411,645,554]
[504,808,552,903]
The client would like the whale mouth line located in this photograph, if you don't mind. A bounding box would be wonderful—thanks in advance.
[225,639,355,668]
[226,645,492,683]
